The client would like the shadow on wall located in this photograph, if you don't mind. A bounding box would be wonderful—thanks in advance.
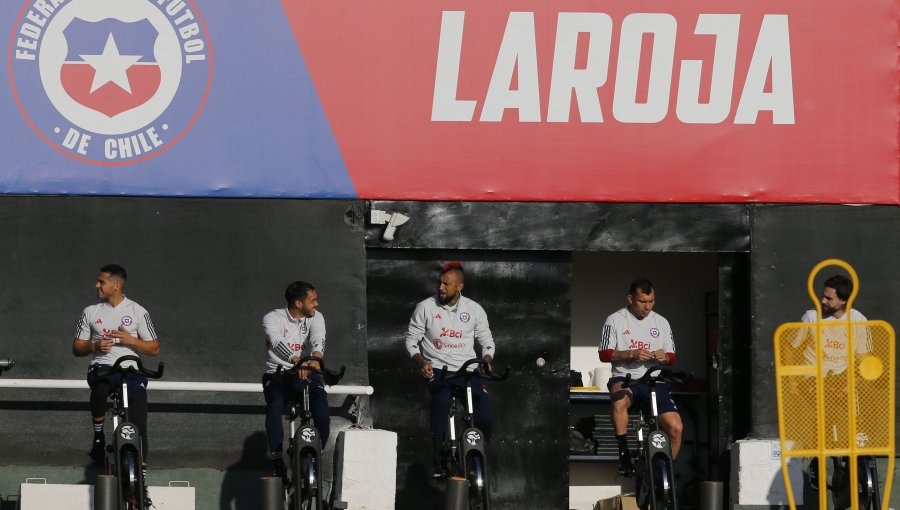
[220,431,270,510]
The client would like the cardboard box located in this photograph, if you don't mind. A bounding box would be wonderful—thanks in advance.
[617,494,639,510]
[595,493,638,510]
[594,495,616,510]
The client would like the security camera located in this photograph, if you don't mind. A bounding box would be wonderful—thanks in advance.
[370,210,410,241]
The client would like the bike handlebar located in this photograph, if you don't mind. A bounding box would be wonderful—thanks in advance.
[622,365,690,389]
[439,358,510,382]
[93,355,165,380]
[0,359,13,376]
[275,355,346,386]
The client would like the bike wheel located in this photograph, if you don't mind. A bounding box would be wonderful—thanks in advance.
[651,456,676,510]
[298,452,322,510]
[466,454,490,510]
[859,457,880,510]
[120,448,140,510]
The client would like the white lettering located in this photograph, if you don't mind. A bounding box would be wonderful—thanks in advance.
[431,10,795,125]
[105,127,163,160]
[179,22,199,39]
[613,13,677,123]
[735,15,794,124]
[676,14,740,124]
[25,10,47,27]
[62,128,90,155]
[481,12,540,122]
[432,11,476,121]
[547,13,611,123]
[20,23,41,41]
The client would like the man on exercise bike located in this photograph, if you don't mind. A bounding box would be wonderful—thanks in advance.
[72,264,161,505]
[789,274,873,490]
[262,281,329,483]
[599,278,682,476]
[405,261,496,479]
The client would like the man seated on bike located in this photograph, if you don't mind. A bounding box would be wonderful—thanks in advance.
[405,261,496,479]
[599,278,682,476]
[262,281,329,482]
[72,264,161,507]
[788,274,872,489]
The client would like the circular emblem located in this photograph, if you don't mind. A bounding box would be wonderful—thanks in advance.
[120,424,136,440]
[433,338,443,350]
[9,0,213,165]
[301,428,317,443]
[121,316,133,326]
[459,312,471,323]
[650,328,660,338]
[650,432,667,449]
[465,430,481,446]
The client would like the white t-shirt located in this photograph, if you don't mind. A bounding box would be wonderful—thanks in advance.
[263,308,326,374]
[598,308,676,379]
[791,309,871,375]
[405,295,495,373]
[74,297,157,368]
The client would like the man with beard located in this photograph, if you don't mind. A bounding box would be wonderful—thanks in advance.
[405,261,496,479]
[262,281,329,482]
[790,274,872,488]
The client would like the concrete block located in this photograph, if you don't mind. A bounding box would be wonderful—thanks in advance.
[333,429,397,510]
[18,482,193,509]
[730,439,803,507]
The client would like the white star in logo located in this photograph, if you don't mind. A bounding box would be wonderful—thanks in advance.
[79,33,142,94]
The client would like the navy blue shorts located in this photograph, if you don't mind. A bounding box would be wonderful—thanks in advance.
[608,376,679,415]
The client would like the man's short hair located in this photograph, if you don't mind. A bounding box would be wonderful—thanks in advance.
[824,274,852,301]
[284,281,316,306]
[440,261,465,280]
[100,264,127,281]
[629,277,654,296]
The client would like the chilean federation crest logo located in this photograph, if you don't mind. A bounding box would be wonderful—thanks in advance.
[9,0,212,165]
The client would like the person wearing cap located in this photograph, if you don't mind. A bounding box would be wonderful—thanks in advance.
[405,261,496,478]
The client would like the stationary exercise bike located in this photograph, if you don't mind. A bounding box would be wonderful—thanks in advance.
[273,355,345,510]
[819,454,881,510]
[439,358,509,510]
[622,366,688,510]
[93,355,164,510]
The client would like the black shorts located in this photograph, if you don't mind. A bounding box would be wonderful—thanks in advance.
[608,376,679,415]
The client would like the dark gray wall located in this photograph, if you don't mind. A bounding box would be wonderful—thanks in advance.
[366,250,571,510]
[0,197,367,468]
[750,204,900,440]
[367,202,751,252]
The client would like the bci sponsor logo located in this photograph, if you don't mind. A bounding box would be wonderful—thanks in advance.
[10,0,213,165]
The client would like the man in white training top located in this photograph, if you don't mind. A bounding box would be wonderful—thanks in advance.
[262,280,328,482]
[599,277,681,476]
[72,264,160,467]
[405,261,496,478]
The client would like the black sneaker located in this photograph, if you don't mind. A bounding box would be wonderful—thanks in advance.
[618,451,634,477]
[88,436,105,464]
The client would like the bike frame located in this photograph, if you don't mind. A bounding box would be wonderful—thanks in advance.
[440,358,508,510]
[275,355,345,510]
[624,366,683,510]
[830,455,881,510]
[95,355,164,510]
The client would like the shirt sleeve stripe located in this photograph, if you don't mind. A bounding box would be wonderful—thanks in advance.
[144,312,157,340]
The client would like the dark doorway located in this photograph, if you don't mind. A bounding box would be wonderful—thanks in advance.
[366,249,571,510]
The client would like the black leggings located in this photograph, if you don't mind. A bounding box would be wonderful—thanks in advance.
[88,372,150,460]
